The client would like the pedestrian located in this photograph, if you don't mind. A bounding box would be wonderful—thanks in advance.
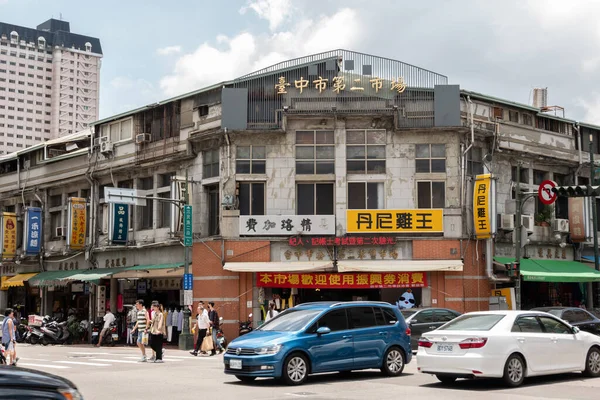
[208,302,223,356]
[131,299,149,362]
[95,308,115,347]
[2,308,18,366]
[190,301,209,356]
[149,301,159,361]
[265,302,279,322]
[149,303,165,363]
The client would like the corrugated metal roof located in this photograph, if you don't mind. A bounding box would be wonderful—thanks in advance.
[461,90,540,112]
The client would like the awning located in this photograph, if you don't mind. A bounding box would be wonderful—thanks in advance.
[67,268,128,282]
[111,263,184,279]
[224,261,334,273]
[495,257,600,282]
[337,260,463,273]
[28,270,83,287]
[2,273,38,288]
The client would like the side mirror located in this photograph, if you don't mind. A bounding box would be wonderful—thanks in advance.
[573,326,580,334]
[316,326,331,335]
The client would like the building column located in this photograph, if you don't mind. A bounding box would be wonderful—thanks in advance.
[110,278,118,313]
[0,290,7,310]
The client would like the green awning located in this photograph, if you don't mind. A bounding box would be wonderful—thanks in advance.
[28,270,83,287]
[124,263,183,271]
[494,257,600,282]
[67,267,128,282]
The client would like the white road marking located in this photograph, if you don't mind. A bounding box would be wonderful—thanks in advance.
[57,361,111,367]
[68,351,115,355]
[19,358,50,362]
[124,356,183,362]
[92,358,140,364]
[18,363,70,369]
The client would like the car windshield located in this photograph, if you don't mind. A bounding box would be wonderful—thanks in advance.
[401,310,417,320]
[258,309,321,332]
[440,314,505,331]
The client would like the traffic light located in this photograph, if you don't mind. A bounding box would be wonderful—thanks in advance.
[552,185,600,197]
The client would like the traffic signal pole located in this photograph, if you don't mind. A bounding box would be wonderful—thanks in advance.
[515,163,522,310]
[590,138,599,309]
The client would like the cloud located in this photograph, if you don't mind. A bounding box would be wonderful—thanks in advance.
[160,7,362,96]
[110,76,154,95]
[578,94,600,125]
[239,0,294,31]
[156,45,182,56]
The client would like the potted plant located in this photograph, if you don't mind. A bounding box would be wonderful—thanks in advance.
[535,205,553,227]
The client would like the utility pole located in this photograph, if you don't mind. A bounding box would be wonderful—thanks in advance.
[514,163,522,310]
[590,136,599,308]
[179,169,193,350]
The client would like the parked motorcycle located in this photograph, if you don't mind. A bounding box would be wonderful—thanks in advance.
[16,319,29,344]
[96,322,118,347]
[238,313,253,336]
[216,316,227,349]
[40,317,70,345]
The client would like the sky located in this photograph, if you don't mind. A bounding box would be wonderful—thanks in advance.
[2,0,600,123]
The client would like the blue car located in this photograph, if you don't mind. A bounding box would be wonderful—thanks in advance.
[223,301,412,385]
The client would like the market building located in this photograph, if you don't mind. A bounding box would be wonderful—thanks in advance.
[1,50,600,343]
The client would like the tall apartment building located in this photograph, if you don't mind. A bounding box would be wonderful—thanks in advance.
[0,18,102,154]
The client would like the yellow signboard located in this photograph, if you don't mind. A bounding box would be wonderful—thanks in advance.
[473,174,492,239]
[0,276,9,291]
[1,212,17,259]
[346,209,443,233]
[68,197,87,250]
[492,288,515,310]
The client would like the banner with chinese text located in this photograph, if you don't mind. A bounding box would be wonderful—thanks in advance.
[24,207,42,255]
[568,197,585,242]
[346,210,443,233]
[256,271,427,289]
[67,197,87,250]
[111,204,129,245]
[0,212,17,259]
[240,215,335,235]
[473,174,492,239]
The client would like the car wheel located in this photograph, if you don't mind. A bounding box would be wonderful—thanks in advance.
[282,353,309,385]
[381,346,405,376]
[503,354,525,387]
[235,375,257,383]
[584,347,600,377]
[436,374,457,384]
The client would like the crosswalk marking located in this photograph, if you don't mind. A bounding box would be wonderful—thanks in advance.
[20,358,50,362]
[56,361,111,367]
[19,363,70,369]
[92,358,140,364]
[123,356,183,362]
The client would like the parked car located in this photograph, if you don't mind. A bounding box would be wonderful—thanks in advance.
[401,308,461,351]
[416,310,600,387]
[532,307,600,335]
[223,301,412,385]
[0,366,83,399]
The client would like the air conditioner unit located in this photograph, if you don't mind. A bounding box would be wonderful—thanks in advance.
[552,218,570,233]
[55,227,65,238]
[521,215,534,233]
[135,133,151,144]
[100,136,109,143]
[100,142,113,154]
[499,214,515,230]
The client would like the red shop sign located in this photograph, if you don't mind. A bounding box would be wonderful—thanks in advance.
[256,272,427,290]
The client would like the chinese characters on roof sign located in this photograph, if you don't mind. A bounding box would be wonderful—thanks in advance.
[67,197,87,251]
[256,272,427,289]
[0,212,17,259]
[346,210,443,233]
[473,174,492,239]
[111,204,129,245]
[240,215,335,236]
[275,76,407,95]
[24,207,42,256]
[568,197,586,242]
[288,236,397,247]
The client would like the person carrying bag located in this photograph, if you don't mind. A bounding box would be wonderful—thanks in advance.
[149,303,165,363]
[200,329,214,353]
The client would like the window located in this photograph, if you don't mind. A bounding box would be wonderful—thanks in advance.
[236,146,266,174]
[533,169,548,185]
[538,317,572,334]
[412,310,434,324]
[207,185,220,236]
[139,195,153,230]
[158,192,171,229]
[50,211,62,236]
[346,130,385,174]
[512,316,543,333]
[467,147,484,175]
[348,182,384,209]
[297,183,334,215]
[417,181,445,208]
[443,314,505,331]
[349,307,377,329]
[511,166,529,184]
[203,149,220,178]
[315,309,348,332]
[493,107,503,119]
[435,310,459,323]
[416,144,446,173]
[138,177,154,190]
[49,195,63,208]
[296,130,334,174]
[238,182,265,216]
[522,114,533,126]
[562,310,588,324]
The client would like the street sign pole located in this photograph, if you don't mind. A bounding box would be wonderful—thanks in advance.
[179,169,194,351]
[590,137,599,309]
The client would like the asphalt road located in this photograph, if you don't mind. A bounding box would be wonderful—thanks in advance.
[11,344,600,400]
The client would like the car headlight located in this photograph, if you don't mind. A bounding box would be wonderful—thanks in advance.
[59,388,84,400]
[255,344,282,355]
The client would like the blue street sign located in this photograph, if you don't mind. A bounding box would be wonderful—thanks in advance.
[183,273,193,290]
[24,207,42,256]
[111,204,129,245]
[183,205,192,247]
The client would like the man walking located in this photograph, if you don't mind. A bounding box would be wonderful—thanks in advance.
[131,300,149,362]
[2,308,18,366]
[96,308,115,347]
[190,302,209,356]
[208,302,224,356]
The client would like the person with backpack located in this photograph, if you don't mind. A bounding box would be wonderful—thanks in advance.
[208,302,223,356]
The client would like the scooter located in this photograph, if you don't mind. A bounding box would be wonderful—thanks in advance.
[216,317,227,349]
[238,313,253,336]
[40,318,70,345]
[96,322,118,346]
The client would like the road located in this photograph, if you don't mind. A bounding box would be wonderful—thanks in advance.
[11,344,600,400]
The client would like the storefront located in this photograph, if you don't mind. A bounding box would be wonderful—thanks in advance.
[0,263,42,317]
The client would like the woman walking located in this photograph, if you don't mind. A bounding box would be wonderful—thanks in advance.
[149,303,165,363]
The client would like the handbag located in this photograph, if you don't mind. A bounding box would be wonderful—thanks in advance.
[200,333,214,352]
[141,332,149,346]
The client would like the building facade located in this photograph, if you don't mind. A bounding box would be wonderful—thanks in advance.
[0,18,102,154]
[0,50,599,343]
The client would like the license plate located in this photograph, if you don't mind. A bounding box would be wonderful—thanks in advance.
[437,344,453,352]
[92,332,99,337]
[111,334,119,340]
[230,359,242,370]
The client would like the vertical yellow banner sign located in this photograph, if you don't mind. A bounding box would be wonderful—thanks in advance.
[1,212,17,259]
[68,198,87,250]
[473,174,492,239]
